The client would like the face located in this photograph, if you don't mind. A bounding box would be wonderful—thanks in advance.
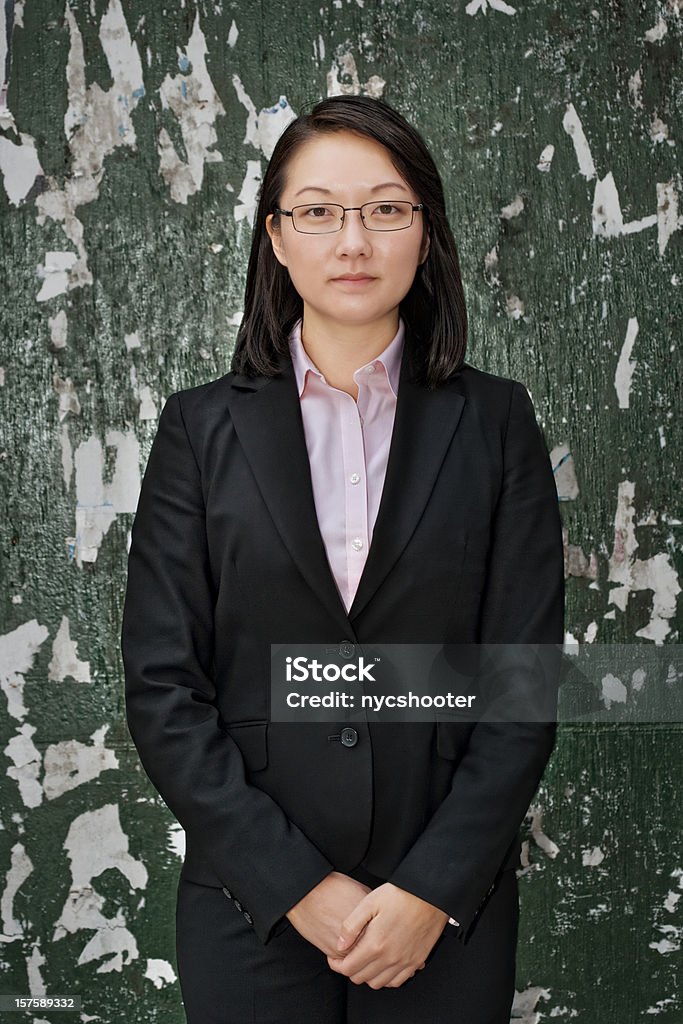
[265,131,430,329]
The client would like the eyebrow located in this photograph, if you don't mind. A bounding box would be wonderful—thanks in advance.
[293,181,410,197]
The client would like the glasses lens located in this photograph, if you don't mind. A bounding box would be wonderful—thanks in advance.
[292,204,344,233]
[361,201,413,230]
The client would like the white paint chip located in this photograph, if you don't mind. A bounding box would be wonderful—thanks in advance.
[537,144,554,172]
[233,159,262,227]
[36,252,78,303]
[0,133,44,205]
[607,481,681,643]
[656,180,681,256]
[53,375,81,421]
[48,615,91,684]
[326,51,385,98]
[527,805,560,858]
[54,805,148,973]
[0,620,50,721]
[466,0,517,14]
[145,958,177,988]
[600,673,627,708]
[550,444,579,500]
[35,0,145,295]
[562,103,596,180]
[231,77,297,161]
[43,726,118,801]
[644,18,668,42]
[124,331,141,351]
[595,170,659,238]
[158,10,225,204]
[614,316,638,409]
[48,310,68,349]
[137,385,158,421]
[501,195,524,219]
[4,724,43,808]
[0,844,34,942]
[69,430,141,566]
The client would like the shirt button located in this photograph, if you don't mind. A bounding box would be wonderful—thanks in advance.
[349,473,360,484]
[366,365,375,374]
[351,537,363,551]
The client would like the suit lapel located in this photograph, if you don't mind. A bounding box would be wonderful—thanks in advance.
[226,321,467,633]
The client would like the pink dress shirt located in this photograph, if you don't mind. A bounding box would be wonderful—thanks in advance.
[287,315,459,929]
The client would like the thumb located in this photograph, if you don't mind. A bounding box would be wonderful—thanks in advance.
[337,904,373,950]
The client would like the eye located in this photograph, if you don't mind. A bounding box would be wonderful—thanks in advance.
[302,206,334,217]
[374,204,400,215]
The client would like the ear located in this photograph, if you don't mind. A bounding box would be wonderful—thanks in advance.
[265,213,288,268]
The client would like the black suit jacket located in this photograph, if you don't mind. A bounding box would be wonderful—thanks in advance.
[121,322,565,947]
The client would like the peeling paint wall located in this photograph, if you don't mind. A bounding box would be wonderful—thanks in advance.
[1,1,681,1021]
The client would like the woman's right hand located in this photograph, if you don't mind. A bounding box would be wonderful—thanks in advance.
[285,871,374,958]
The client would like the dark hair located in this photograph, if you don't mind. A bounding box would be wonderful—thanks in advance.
[231,95,467,389]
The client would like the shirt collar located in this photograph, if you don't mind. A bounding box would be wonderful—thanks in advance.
[288,317,405,399]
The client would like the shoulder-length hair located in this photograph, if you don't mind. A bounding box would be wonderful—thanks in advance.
[231,94,467,389]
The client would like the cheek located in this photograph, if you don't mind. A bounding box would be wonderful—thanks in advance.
[385,241,423,284]
[282,244,325,289]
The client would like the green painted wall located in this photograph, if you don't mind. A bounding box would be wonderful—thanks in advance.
[1,0,681,1020]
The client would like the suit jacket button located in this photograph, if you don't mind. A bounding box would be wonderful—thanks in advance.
[341,727,358,747]
[244,911,253,923]
[339,641,355,659]
[234,899,243,911]
[222,887,232,899]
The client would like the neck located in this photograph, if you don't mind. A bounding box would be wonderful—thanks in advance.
[300,308,400,399]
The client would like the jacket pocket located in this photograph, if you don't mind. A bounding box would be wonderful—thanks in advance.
[226,720,268,772]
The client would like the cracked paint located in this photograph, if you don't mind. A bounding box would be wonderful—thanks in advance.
[43,727,118,801]
[34,0,144,294]
[606,481,681,642]
[67,430,140,566]
[0,844,34,943]
[47,616,90,684]
[54,805,147,973]
[158,10,225,204]
[0,620,50,722]
[615,317,639,409]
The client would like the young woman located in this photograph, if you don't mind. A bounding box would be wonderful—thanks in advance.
[122,94,564,1023]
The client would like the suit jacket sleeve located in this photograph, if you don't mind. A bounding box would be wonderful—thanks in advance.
[121,391,334,945]
[387,379,565,941]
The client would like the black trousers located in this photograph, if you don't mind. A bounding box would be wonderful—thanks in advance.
[175,864,519,1024]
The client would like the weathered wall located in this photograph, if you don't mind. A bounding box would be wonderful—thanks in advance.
[0,1,681,1021]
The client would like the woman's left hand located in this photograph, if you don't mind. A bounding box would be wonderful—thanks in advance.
[326,882,449,989]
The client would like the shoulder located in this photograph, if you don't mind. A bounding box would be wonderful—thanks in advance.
[158,371,238,429]
[453,362,533,425]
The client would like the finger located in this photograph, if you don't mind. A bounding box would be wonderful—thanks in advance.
[346,956,389,986]
[363,964,416,990]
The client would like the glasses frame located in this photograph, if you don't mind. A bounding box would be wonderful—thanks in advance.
[272,200,426,234]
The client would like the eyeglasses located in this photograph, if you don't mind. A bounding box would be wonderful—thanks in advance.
[273,201,426,234]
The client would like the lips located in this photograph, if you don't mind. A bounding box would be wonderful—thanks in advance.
[333,275,376,281]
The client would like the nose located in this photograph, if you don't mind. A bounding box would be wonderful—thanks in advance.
[335,208,372,256]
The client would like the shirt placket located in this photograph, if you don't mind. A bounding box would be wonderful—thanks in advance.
[339,375,372,611]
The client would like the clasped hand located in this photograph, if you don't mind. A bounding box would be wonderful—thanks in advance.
[286,872,449,990]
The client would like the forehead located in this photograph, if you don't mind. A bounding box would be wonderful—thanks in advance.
[283,131,412,197]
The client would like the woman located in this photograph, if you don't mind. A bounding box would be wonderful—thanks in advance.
[121,94,564,1023]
